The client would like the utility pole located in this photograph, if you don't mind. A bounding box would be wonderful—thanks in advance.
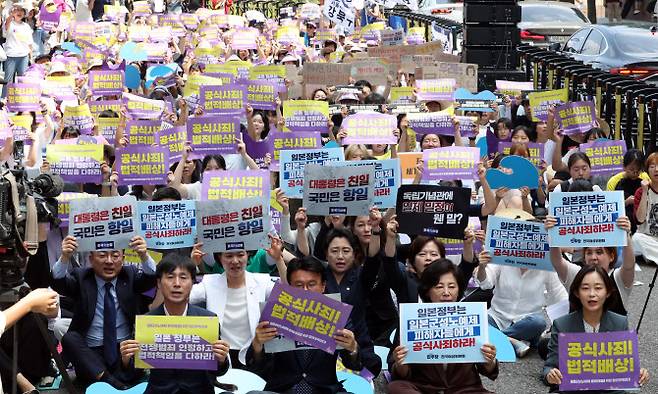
[588,0,597,23]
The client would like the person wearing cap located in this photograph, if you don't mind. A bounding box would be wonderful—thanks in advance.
[302,20,317,47]
[2,2,33,97]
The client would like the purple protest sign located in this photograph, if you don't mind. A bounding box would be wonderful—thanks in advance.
[231,28,259,50]
[126,120,162,145]
[558,330,640,391]
[6,83,41,112]
[407,113,478,137]
[580,139,626,177]
[269,131,323,170]
[498,141,545,168]
[89,70,125,96]
[342,113,397,145]
[116,145,169,185]
[123,92,165,120]
[201,170,270,200]
[187,115,239,156]
[423,146,480,181]
[415,79,456,102]
[243,133,272,170]
[244,80,278,110]
[199,84,246,114]
[39,3,61,32]
[260,282,352,354]
[555,101,597,135]
[158,125,186,164]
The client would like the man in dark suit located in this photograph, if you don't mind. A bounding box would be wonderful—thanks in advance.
[246,256,381,393]
[51,235,157,389]
[119,253,230,394]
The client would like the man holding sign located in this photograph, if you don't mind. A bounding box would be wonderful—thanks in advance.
[119,254,229,393]
[247,257,379,393]
[50,234,156,389]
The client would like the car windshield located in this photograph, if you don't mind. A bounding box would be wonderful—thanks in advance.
[522,5,589,23]
[617,33,658,57]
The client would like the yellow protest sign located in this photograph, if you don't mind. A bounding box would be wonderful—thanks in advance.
[182,74,223,98]
[528,88,568,122]
[135,315,219,369]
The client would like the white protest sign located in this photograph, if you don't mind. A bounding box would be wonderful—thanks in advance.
[69,196,139,251]
[303,163,375,216]
[196,197,271,253]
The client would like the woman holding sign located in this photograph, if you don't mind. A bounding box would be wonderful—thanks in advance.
[388,259,498,394]
[543,265,650,391]
[545,215,636,316]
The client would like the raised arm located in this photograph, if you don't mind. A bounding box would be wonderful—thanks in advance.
[545,215,570,283]
[617,216,636,289]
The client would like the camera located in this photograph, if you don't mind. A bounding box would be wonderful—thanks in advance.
[0,141,63,290]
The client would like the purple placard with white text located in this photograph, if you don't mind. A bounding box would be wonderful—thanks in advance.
[415,79,455,102]
[554,101,597,135]
[423,146,479,181]
[559,330,640,391]
[116,145,169,185]
[260,282,353,354]
[186,115,239,156]
[342,112,397,145]
[199,84,246,114]
[580,140,626,177]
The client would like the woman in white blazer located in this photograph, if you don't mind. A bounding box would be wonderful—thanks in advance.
[189,241,287,368]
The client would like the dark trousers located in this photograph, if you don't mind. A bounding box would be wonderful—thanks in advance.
[61,331,127,384]
[0,313,52,388]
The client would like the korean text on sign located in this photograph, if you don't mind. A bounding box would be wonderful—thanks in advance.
[260,282,353,353]
[138,200,196,249]
[135,315,219,370]
[558,331,640,391]
[195,197,271,253]
[548,191,627,247]
[201,170,270,201]
[400,302,488,364]
[485,215,553,271]
[303,163,375,216]
[68,196,138,252]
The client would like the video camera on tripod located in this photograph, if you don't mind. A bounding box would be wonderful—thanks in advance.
[0,140,63,290]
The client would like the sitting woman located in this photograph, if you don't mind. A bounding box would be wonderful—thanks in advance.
[388,259,498,394]
[543,265,650,392]
[545,215,636,316]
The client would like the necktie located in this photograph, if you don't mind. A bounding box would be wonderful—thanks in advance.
[293,350,314,394]
[103,282,118,367]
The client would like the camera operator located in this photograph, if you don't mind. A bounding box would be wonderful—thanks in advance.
[0,288,58,394]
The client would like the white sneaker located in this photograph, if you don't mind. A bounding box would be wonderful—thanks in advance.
[512,340,531,358]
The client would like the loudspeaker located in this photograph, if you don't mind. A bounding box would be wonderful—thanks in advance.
[464,4,521,24]
[477,69,527,91]
[463,47,520,70]
[464,26,520,46]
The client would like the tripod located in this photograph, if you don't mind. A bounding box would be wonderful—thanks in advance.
[636,264,658,332]
[0,288,77,394]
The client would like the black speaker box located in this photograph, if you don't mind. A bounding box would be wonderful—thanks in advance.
[464,26,520,46]
[464,4,521,24]
[476,69,527,91]
[463,47,520,70]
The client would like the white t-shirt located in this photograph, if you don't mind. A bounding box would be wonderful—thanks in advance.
[563,262,631,310]
[221,287,251,350]
[3,20,33,57]
[182,181,201,200]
